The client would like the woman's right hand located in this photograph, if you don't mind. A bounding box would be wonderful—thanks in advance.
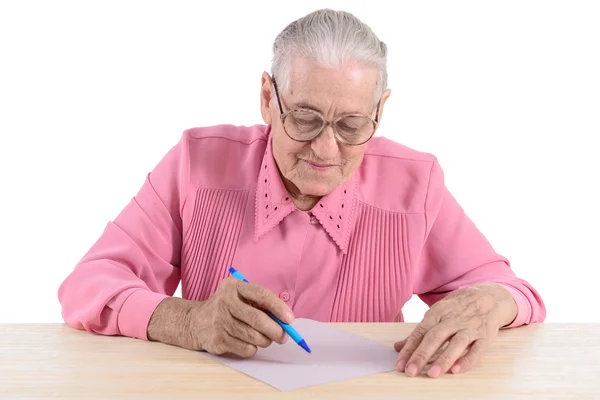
[147,277,293,357]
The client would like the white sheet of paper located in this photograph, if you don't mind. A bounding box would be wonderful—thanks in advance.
[202,318,399,391]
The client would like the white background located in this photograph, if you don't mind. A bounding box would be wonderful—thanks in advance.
[1,1,598,323]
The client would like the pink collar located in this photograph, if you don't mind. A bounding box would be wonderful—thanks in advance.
[254,128,357,254]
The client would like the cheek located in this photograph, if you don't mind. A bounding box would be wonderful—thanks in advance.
[272,130,305,168]
[341,148,365,173]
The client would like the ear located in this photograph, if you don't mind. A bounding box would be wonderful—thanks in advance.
[375,88,392,124]
[260,72,273,124]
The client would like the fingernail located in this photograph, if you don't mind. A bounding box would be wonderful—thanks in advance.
[406,364,418,377]
[282,333,289,343]
[428,365,441,378]
[286,312,294,323]
[451,365,461,374]
[396,359,406,371]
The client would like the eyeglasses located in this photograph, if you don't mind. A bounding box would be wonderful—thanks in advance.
[272,78,381,146]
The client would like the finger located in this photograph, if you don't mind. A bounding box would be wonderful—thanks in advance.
[229,300,288,344]
[394,338,407,352]
[403,324,457,377]
[450,338,488,374]
[395,336,428,352]
[206,335,257,358]
[225,335,258,358]
[236,282,294,323]
[396,316,437,372]
[426,330,473,378]
[225,317,273,348]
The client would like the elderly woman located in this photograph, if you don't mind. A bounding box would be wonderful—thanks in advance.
[58,9,545,378]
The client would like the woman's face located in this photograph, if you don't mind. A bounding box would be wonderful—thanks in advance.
[261,57,390,202]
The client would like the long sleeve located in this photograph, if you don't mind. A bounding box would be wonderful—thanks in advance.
[412,158,546,328]
[57,131,190,340]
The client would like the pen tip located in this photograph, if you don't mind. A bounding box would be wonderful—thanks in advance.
[298,340,311,354]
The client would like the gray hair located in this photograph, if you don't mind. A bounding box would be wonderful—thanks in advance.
[271,9,388,103]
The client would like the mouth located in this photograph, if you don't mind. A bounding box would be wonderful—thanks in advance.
[301,159,337,171]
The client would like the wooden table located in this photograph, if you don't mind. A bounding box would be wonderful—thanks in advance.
[1,323,599,399]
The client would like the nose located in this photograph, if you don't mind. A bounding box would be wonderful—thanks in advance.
[310,125,339,161]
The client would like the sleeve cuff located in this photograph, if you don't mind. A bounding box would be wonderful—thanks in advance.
[497,284,531,329]
[117,288,169,340]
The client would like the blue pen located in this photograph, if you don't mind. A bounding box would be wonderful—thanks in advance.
[228,266,311,354]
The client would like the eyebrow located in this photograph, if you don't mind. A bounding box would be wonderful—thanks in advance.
[291,101,368,116]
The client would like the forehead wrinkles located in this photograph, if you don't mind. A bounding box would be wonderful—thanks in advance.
[286,84,375,116]
[286,62,377,116]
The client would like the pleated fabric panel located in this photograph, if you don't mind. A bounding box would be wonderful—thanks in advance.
[181,188,250,301]
[330,202,411,322]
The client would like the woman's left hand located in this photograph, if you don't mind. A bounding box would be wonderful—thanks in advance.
[395,283,518,378]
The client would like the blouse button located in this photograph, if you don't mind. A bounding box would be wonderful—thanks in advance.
[279,291,290,302]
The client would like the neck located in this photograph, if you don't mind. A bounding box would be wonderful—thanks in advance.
[281,177,321,211]
[293,195,321,211]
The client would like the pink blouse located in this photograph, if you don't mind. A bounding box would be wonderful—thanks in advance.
[58,124,546,340]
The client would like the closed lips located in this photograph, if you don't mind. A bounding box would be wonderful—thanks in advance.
[303,160,336,167]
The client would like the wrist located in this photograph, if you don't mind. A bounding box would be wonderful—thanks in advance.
[493,284,518,327]
[147,297,196,347]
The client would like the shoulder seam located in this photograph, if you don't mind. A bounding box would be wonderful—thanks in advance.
[423,157,437,242]
[363,152,434,163]
[188,134,267,146]
[187,184,257,192]
[355,198,426,215]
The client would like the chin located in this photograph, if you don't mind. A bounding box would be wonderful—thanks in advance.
[299,181,337,197]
